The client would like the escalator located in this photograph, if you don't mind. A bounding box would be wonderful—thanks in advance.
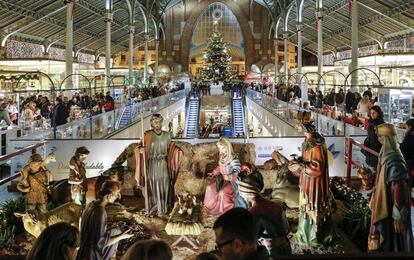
[184,96,200,138]
[232,97,245,137]
[116,101,137,129]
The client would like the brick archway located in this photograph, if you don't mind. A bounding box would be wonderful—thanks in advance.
[180,0,254,73]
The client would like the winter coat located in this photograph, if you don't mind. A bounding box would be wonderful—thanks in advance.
[400,131,414,171]
[51,103,69,127]
[364,117,385,168]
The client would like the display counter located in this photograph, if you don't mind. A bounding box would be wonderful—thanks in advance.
[378,88,413,125]
[17,89,186,140]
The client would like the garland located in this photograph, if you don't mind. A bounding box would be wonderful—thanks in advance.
[0,74,39,81]
[329,177,370,250]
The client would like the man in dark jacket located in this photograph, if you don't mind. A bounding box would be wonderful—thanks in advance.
[363,87,373,100]
[345,89,356,113]
[51,97,69,127]
[325,89,336,106]
[80,90,92,110]
[213,208,270,260]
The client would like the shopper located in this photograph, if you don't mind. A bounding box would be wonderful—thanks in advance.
[400,118,414,206]
[6,99,18,124]
[40,97,51,118]
[213,208,270,260]
[314,90,323,109]
[238,173,291,257]
[26,222,79,260]
[364,105,385,169]
[0,102,12,125]
[345,89,356,113]
[324,88,336,106]
[362,86,373,100]
[335,88,345,109]
[21,100,37,121]
[121,240,173,260]
[357,95,371,115]
[51,97,69,127]
[77,180,132,260]
[102,96,115,112]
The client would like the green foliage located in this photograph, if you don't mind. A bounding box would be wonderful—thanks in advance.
[329,177,370,250]
[0,197,25,249]
[0,225,15,248]
[201,25,234,84]
[0,197,25,225]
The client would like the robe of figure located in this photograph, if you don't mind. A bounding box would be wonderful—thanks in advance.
[204,158,246,216]
[136,129,172,215]
[69,156,87,205]
[76,201,121,260]
[249,196,291,257]
[20,165,49,212]
[294,137,334,247]
[369,152,413,252]
[112,142,139,196]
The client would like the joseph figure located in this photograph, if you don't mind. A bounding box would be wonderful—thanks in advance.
[135,114,173,216]
[288,111,334,247]
[368,123,413,252]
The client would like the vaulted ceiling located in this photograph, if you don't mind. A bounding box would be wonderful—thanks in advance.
[0,0,413,56]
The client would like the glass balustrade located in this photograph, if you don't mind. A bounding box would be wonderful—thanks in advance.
[19,90,186,140]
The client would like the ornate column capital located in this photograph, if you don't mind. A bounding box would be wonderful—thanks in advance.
[317,9,324,19]
[143,33,150,41]
[129,25,135,34]
[296,22,303,32]
[104,12,113,22]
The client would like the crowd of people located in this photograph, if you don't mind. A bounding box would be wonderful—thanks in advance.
[260,81,414,212]
[0,83,185,133]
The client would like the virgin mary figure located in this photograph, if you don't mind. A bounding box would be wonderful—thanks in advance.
[203,138,247,216]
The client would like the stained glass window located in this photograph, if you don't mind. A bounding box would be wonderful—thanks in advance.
[190,2,244,60]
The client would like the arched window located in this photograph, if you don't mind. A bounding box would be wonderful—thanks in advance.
[189,2,245,62]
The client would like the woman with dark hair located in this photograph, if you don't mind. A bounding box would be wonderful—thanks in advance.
[77,180,132,260]
[400,118,414,206]
[26,222,79,260]
[364,105,385,169]
[121,239,172,260]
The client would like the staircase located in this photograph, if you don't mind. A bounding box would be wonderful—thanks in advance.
[184,97,200,138]
[116,101,137,129]
[232,97,245,137]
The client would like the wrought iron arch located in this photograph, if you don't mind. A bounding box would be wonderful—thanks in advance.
[59,73,92,91]
[317,70,347,87]
[345,68,384,87]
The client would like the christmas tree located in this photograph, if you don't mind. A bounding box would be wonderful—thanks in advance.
[201,23,232,84]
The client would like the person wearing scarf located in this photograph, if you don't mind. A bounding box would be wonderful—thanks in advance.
[368,123,413,252]
[364,105,385,169]
[288,111,335,247]
[238,172,291,257]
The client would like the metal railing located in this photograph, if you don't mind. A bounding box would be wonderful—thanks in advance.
[0,142,46,185]
[345,137,379,187]
[246,89,368,137]
[16,90,186,140]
